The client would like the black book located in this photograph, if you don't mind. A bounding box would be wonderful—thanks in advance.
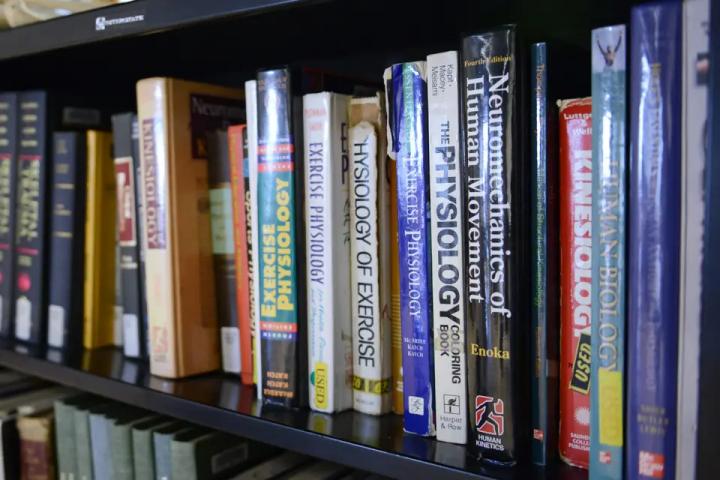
[112,113,147,359]
[47,131,87,350]
[0,93,18,338]
[462,26,528,465]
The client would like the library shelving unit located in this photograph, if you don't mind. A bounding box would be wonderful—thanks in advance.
[0,0,717,479]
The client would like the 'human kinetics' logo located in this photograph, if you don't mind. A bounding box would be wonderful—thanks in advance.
[475,395,504,436]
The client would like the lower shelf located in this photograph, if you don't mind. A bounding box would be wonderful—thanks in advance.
[0,341,585,480]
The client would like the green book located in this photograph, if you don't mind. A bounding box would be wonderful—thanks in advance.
[109,411,155,480]
[171,430,260,480]
[73,401,111,480]
[54,394,94,480]
[131,417,173,480]
[152,422,195,480]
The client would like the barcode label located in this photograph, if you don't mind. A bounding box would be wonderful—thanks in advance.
[123,314,140,357]
[15,297,31,340]
[221,327,241,373]
[47,305,65,348]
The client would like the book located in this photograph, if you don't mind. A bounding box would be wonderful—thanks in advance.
[136,77,244,378]
[112,112,147,359]
[348,95,392,416]
[0,93,18,338]
[229,451,308,480]
[427,50,467,444]
[18,410,55,480]
[133,115,150,356]
[627,3,682,479]
[171,430,260,480]
[153,423,195,480]
[207,129,241,375]
[83,130,116,350]
[590,24,627,479]
[391,61,434,437]
[0,411,20,480]
[462,27,527,463]
[304,92,353,413]
[54,394,94,480]
[132,416,174,480]
[113,241,124,347]
[256,68,307,407]
[74,402,104,480]
[109,411,154,480]
[557,97,592,470]
[89,405,116,479]
[228,125,254,384]
[678,1,709,478]
[47,132,87,350]
[245,79,262,393]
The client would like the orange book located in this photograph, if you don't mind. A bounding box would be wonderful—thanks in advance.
[228,125,254,385]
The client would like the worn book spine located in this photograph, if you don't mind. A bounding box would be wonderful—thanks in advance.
[14,91,49,344]
[47,132,86,350]
[256,68,305,407]
[392,62,434,437]
[304,92,353,413]
[557,97,592,469]
[590,24,627,480]
[18,412,55,480]
[462,27,526,463]
[0,93,18,338]
[427,50,467,444]
[112,112,147,358]
[628,3,682,480]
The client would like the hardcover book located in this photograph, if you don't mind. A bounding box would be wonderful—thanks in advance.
[0,93,17,338]
[462,27,527,463]
[171,431,263,480]
[427,50,467,444]
[132,416,174,480]
[304,92,353,413]
[17,410,55,480]
[47,132,86,350]
[590,24,627,479]
[136,77,243,378]
[391,61,434,436]
[348,95,393,416]
[557,97,592,469]
[153,423,195,480]
[628,3,682,479]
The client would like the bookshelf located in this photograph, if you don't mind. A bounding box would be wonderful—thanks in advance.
[0,0,716,478]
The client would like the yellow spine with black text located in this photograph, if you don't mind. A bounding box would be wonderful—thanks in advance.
[83,130,116,349]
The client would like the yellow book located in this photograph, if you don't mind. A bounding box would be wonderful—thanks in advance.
[83,130,116,349]
[388,158,403,415]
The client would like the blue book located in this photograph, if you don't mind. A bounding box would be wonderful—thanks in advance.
[391,61,434,437]
[0,93,18,338]
[627,3,682,479]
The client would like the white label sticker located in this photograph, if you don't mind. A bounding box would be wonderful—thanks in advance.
[113,306,124,346]
[47,305,65,348]
[15,297,31,340]
[408,395,425,415]
[221,327,241,373]
[123,314,140,357]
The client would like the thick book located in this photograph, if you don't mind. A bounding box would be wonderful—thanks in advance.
[208,130,241,375]
[83,130,116,350]
[557,97,592,470]
[112,112,147,359]
[304,92,353,413]
[427,50,467,444]
[54,394,94,480]
[136,77,243,378]
[462,27,527,463]
[228,125,254,384]
[109,411,154,480]
[18,410,55,480]
[677,1,709,478]
[590,24,627,479]
[47,132,87,350]
[153,423,195,480]
[132,416,174,480]
[256,68,307,407]
[89,406,116,479]
[628,3,682,479]
[0,93,18,338]
[391,61,434,437]
[348,95,392,415]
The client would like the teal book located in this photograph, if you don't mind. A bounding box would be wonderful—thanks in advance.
[153,422,195,480]
[54,394,94,480]
[131,416,173,480]
[590,24,627,480]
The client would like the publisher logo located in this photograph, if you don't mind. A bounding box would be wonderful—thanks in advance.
[443,394,460,415]
[475,395,504,436]
[94,13,145,32]
[639,451,664,478]
[95,17,106,30]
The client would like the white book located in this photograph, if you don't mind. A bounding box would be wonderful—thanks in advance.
[349,96,392,415]
[303,92,353,413]
[245,80,263,400]
[678,1,709,478]
[427,50,467,444]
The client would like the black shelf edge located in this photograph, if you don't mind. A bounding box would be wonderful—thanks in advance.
[0,0,319,61]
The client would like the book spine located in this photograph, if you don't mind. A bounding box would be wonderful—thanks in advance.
[242,133,256,386]
[557,97,592,469]
[590,24,627,479]
[462,27,525,463]
[18,416,55,480]
[113,239,123,347]
[14,91,49,344]
[628,3,682,479]
[256,68,303,407]
[229,125,254,383]
[113,113,146,359]
[427,51,467,444]
[245,80,262,395]
[47,132,85,349]
[392,62,434,436]
[0,93,17,338]
[304,93,352,413]
[132,118,150,358]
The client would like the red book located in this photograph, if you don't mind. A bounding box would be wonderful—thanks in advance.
[558,97,593,469]
[18,411,55,480]
[228,125,254,385]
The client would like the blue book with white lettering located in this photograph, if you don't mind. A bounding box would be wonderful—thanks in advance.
[627,2,682,479]
[391,61,434,436]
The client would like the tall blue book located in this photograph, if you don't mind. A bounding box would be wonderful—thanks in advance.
[627,3,682,480]
[391,61,434,436]
[0,93,18,338]
[590,24,627,480]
